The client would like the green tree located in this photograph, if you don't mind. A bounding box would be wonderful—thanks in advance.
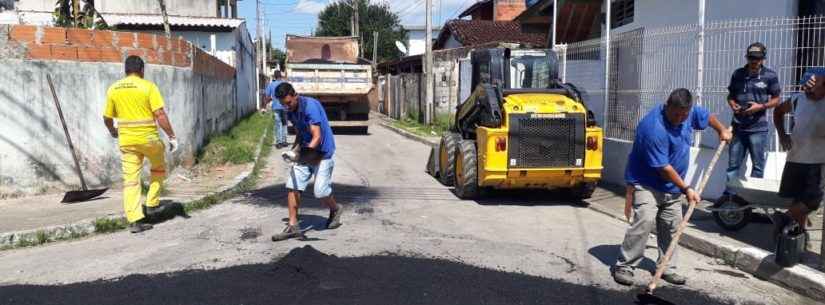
[315,0,407,62]
[270,47,286,70]
[54,0,108,29]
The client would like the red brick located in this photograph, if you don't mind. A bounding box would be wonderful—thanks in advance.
[66,28,92,45]
[144,49,159,64]
[10,25,37,43]
[125,49,145,59]
[173,52,187,67]
[51,45,78,60]
[117,32,136,48]
[92,30,115,48]
[137,33,154,49]
[26,44,51,59]
[99,48,122,62]
[168,37,181,52]
[41,27,67,44]
[156,36,169,51]
[181,41,191,54]
[159,51,172,65]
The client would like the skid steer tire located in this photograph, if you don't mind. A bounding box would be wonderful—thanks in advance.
[454,140,480,199]
[438,132,460,186]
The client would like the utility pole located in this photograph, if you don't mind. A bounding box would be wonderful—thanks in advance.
[424,0,433,124]
[263,20,269,77]
[602,0,611,133]
[157,0,171,38]
[255,0,262,109]
[696,0,706,145]
[372,31,379,64]
[352,0,360,56]
[551,0,558,47]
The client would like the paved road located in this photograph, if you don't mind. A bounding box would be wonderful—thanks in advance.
[0,123,818,305]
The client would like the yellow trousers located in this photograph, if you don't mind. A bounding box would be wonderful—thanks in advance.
[120,140,166,223]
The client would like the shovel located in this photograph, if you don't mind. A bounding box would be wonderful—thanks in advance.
[637,129,730,305]
[47,74,108,203]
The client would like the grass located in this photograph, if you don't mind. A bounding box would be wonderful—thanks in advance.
[391,113,452,137]
[2,114,275,252]
[197,112,273,166]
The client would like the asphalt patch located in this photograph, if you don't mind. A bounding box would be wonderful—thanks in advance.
[1,246,759,305]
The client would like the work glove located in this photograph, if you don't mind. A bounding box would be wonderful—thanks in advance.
[281,150,298,163]
[168,138,179,153]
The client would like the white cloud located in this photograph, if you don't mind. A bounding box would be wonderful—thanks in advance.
[294,0,328,14]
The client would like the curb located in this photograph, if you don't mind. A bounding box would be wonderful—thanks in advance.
[377,122,439,147]
[0,123,271,251]
[377,114,825,302]
[587,198,825,302]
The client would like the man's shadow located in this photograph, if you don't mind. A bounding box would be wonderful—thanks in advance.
[143,200,190,224]
[588,244,659,274]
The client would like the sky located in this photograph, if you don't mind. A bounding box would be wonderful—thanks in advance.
[238,0,477,49]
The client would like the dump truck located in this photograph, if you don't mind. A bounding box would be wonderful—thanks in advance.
[284,35,372,133]
[426,47,603,199]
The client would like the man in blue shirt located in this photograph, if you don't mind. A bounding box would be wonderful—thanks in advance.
[271,82,343,241]
[263,71,288,148]
[612,88,731,286]
[721,43,781,202]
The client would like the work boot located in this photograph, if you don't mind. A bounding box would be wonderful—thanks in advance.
[129,219,153,234]
[326,206,344,229]
[661,273,687,285]
[611,267,634,286]
[271,224,306,242]
[771,212,792,243]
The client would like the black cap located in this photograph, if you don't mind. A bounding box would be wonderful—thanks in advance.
[747,42,766,59]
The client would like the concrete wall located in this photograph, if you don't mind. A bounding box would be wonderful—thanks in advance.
[407,28,441,56]
[0,24,252,196]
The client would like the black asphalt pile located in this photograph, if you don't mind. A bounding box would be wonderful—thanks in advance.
[1,246,756,305]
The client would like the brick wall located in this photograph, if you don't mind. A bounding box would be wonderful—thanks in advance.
[495,0,526,21]
[4,24,234,78]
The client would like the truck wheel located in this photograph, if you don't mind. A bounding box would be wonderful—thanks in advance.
[454,140,480,199]
[438,132,460,186]
[568,182,596,200]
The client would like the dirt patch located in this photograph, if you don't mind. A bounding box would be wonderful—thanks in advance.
[0,246,756,305]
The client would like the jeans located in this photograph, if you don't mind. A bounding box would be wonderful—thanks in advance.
[273,109,287,145]
[286,158,335,198]
[725,131,768,194]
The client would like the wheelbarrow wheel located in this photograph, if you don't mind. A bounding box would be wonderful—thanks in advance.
[712,197,752,231]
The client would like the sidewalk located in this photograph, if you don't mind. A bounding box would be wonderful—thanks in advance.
[375,113,825,302]
[0,163,252,248]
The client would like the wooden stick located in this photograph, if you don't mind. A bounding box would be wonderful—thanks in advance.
[646,136,728,293]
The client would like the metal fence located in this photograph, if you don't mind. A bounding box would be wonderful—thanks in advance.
[557,15,825,151]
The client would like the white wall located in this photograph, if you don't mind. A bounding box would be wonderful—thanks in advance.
[407,28,441,56]
[613,0,798,35]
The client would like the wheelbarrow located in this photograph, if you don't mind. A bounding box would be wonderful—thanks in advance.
[708,177,793,231]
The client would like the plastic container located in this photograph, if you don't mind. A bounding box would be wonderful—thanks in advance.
[775,224,805,267]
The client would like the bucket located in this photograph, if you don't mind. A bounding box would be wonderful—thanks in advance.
[775,224,805,267]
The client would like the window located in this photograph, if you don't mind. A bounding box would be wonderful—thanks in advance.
[611,0,634,29]
[0,0,15,11]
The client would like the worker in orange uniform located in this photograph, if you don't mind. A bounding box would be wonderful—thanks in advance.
[103,55,178,233]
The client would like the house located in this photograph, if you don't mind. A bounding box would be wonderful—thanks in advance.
[434,19,546,50]
[1,0,249,68]
[404,25,442,56]
[458,0,527,22]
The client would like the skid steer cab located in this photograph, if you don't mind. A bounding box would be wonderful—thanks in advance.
[426,47,603,200]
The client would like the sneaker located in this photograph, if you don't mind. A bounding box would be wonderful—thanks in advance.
[271,224,306,241]
[326,207,344,229]
[129,220,153,233]
[662,273,687,285]
[612,267,634,286]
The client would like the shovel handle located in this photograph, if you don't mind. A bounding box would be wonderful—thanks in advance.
[647,133,729,292]
[47,74,88,191]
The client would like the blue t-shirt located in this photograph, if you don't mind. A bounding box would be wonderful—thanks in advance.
[625,104,710,194]
[265,80,284,110]
[287,96,336,159]
[727,65,781,132]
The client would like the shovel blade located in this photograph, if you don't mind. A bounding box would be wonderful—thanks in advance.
[61,188,108,203]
